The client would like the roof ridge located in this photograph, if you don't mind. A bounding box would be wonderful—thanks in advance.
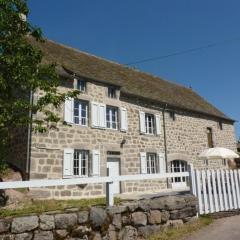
[30,36,233,121]
[44,38,192,91]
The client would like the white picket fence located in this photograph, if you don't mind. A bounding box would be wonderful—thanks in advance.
[191,169,240,214]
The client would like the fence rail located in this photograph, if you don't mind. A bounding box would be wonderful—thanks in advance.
[0,171,190,206]
[1,164,240,213]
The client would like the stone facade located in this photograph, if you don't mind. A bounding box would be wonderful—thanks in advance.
[20,79,237,199]
[0,194,198,240]
[6,77,237,199]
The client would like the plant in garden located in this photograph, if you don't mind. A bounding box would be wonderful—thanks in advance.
[0,0,78,167]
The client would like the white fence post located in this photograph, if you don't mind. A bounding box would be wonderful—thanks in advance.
[188,164,196,196]
[106,168,114,207]
[221,169,228,210]
[211,170,219,212]
[226,170,233,209]
[235,170,240,208]
[207,170,214,213]
[195,170,203,214]
[202,170,209,214]
[230,170,237,209]
[216,170,224,211]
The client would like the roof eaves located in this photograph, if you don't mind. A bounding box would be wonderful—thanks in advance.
[121,91,235,123]
[61,66,123,89]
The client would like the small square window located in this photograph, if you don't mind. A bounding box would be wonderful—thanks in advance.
[169,111,176,121]
[76,79,86,92]
[108,87,116,98]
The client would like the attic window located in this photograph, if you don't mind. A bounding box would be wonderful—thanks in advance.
[169,111,176,121]
[218,121,223,130]
[108,87,116,98]
[76,79,86,92]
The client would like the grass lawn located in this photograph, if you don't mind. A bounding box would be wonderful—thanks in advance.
[0,197,121,218]
[148,215,213,240]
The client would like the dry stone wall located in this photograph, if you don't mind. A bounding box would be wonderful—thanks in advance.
[0,194,198,240]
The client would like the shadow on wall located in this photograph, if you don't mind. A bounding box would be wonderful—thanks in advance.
[230,158,240,169]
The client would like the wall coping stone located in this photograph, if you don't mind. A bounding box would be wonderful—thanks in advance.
[0,194,198,239]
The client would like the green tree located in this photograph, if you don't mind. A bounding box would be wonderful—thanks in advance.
[0,0,78,167]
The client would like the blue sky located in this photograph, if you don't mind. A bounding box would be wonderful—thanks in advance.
[28,0,240,138]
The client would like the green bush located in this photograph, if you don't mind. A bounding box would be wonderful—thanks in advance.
[0,160,9,177]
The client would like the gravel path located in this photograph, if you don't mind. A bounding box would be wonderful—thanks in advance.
[184,215,240,240]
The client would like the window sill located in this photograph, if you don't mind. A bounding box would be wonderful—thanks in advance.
[141,132,158,137]
[66,123,88,128]
[63,175,90,179]
[106,127,118,131]
[91,126,120,132]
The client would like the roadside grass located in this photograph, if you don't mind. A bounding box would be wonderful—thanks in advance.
[148,215,213,240]
[0,197,121,218]
[14,188,29,194]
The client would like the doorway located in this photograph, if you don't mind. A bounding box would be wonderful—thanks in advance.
[107,158,120,194]
[171,160,188,188]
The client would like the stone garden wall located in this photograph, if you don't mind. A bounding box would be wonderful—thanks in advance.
[0,194,198,240]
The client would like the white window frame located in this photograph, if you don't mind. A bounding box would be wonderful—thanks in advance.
[106,106,118,130]
[145,113,155,135]
[146,153,159,174]
[73,99,88,126]
[171,160,187,183]
[76,79,86,92]
[73,150,89,177]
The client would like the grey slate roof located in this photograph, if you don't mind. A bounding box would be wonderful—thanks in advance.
[29,37,233,122]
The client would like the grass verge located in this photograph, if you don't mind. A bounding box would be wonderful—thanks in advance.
[148,215,213,240]
[0,197,121,218]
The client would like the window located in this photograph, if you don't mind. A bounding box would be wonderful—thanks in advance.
[108,87,116,98]
[222,159,227,166]
[203,159,209,166]
[76,79,86,92]
[145,114,155,134]
[74,100,88,126]
[169,111,176,121]
[146,153,159,174]
[73,150,89,177]
[218,121,223,130]
[139,112,160,135]
[171,160,187,184]
[207,127,214,148]
[106,106,118,129]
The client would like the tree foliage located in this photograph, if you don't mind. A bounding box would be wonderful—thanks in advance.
[0,0,78,163]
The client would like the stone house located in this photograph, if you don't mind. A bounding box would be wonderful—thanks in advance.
[9,39,237,199]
